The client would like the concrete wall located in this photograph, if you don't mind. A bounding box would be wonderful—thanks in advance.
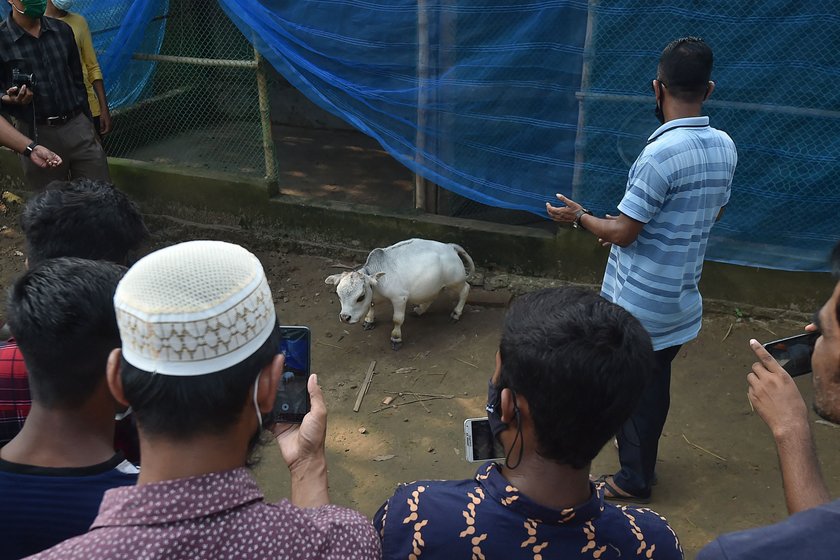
[0,150,833,319]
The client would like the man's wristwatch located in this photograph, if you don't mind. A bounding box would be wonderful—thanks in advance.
[572,208,593,230]
[22,142,37,159]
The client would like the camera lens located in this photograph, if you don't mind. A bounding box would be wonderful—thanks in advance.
[281,403,290,411]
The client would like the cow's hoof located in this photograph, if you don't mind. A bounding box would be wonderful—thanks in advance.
[450,311,462,322]
[363,321,376,331]
[390,339,403,351]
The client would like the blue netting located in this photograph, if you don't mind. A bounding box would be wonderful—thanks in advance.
[71,0,168,108]
[13,1,837,271]
[218,0,838,272]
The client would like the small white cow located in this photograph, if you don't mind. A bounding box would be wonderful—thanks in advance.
[325,238,474,350]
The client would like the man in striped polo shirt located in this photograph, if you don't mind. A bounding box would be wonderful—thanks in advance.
[547,37,737,502]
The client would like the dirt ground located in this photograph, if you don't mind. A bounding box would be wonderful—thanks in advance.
[1,199,837,560]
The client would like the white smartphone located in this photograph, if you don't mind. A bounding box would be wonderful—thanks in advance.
[464,417,505,463]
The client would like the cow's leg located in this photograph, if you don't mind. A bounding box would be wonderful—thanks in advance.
[390,296,408,350]
[450,281,470,321]
[413,301,433,316]
[363,305,376,330]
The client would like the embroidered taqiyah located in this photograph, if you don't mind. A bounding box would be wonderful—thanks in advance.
[114,240,276,376]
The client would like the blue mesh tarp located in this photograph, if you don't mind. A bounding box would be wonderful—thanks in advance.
[218,0,838,272]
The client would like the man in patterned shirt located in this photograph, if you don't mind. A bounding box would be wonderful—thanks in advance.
[547,37,737,502]
[29,240,380,560]
[376,287,683,559]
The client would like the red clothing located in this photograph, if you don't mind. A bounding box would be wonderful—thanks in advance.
[0,340,30,445]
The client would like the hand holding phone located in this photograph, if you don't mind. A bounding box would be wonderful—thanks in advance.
[270,326,311,423]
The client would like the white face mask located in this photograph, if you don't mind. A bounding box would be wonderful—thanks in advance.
[52,0,73,10]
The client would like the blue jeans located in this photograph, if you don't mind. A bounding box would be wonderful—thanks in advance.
[614,344,682,497]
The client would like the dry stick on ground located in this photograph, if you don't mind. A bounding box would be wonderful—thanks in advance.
[370,394,454,414]
[316,340,343,350]
[383,391,455,398]
[455,357,478,369]
[353,360,377,412]
[682,433,727,462]
[722,322,734,342]
[406,391,431,413]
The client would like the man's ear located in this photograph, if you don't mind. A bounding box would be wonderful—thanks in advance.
[258,353,284,414]
[500,387,517,425]
[704,80,715,101]
[106,348,130,408]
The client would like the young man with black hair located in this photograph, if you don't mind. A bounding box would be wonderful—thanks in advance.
[546,37,737,502]
[29,240,379,559]
[698,243,840,559]
[376,287,683,559]
[0,258,138,560]
[0,178,148,445]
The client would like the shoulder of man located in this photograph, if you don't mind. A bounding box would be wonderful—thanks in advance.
[697,500,840,560]
[265,499,380,558]
[602,503,684,559]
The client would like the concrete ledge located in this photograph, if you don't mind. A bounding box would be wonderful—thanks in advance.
[0,150,832,312]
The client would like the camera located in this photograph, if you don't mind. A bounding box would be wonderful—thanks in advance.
[12,68,36,90]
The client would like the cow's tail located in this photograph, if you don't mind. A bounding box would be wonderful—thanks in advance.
[450,243,475,276]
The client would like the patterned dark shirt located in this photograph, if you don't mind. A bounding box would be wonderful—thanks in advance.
[0,15,88,121]
[0,340,29,445]
[28,467,381,560]
[375,462,683,559]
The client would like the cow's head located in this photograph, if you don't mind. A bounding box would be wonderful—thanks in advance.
[324,270,385,324]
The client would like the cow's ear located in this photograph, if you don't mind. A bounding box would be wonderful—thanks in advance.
[368,271,386,287]
[324,273,345,285]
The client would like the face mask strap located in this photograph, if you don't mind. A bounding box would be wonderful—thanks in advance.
[504,395,524,470]
[253,371,263,429]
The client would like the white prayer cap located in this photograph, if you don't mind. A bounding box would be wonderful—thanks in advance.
[114,240,276,376]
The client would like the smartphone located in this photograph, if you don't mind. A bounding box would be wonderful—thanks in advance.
[464,417,505,463]
[271,326,311,423]
[764,332,820,377]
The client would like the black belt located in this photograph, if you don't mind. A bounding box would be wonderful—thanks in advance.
[36,107,83,126]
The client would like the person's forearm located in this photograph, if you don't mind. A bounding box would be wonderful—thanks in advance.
[774,422,831,514]
[289,453,330,509]
[92,79,108,110]
[579,214,634,247]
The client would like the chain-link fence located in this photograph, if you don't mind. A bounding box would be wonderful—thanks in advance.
[104,0,274,179]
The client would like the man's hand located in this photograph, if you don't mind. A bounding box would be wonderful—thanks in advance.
[3,85,33,106]
[30,145,62,169]
[99,106,112,135]
[747,339,810,440]
[273,373,329,508]
[545,193,583,225]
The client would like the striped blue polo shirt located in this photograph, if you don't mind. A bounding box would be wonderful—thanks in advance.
[601,116,737,351]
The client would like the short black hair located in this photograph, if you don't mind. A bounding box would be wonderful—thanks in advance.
[7,258,125,408]
[21,179,149,266]
[658,36,713,102]
[120,326,282,440]
[499,287,653,469]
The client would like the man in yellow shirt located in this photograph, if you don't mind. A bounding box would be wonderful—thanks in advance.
[46,0,112,136]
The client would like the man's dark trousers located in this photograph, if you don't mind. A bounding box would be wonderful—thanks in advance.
[614,344,682,497]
